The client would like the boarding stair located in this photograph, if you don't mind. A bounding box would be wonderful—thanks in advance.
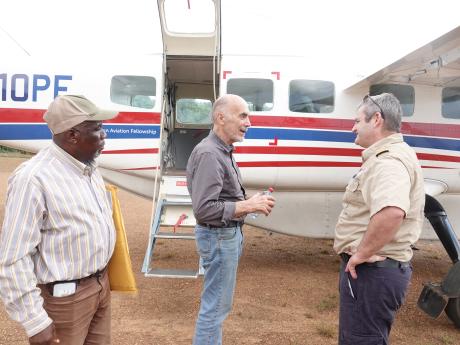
[141,175,203,278]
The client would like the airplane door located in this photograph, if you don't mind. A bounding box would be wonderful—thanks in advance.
[155,0,221,177]
[141,1,221,278]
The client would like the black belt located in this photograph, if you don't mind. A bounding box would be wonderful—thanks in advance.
[41,266,108,293]
[340,253,410,268]
[198,220,243,228]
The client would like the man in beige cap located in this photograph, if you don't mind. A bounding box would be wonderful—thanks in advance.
[334,93,425,344]
[0,95,118,344]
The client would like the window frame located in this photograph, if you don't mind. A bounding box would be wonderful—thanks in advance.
[288,79,335,114]
[441,86,460,119]
[226,78,275,112]
[110,75,156,110]
[175,97,213,129]
[369,83,414,117]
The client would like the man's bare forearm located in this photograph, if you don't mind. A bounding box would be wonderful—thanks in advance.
[356,206,405,259]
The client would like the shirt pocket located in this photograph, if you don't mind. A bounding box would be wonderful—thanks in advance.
[346,177,360,192]
[343,174,364,207]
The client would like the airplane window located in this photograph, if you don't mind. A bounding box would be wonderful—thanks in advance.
[164,0,215,34]
[289,80,334,113]
[227,79,274,111]
[110,76,156,109]
[132,95,155,109]
[246,102,255,111]
[370,84,414,117]
[442,87,460,119]
[176,98,212,126]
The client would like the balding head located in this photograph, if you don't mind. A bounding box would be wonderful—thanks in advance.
[212,94,247,122]
[212,94,251,145]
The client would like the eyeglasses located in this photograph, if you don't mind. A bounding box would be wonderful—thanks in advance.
[363,94,385,119]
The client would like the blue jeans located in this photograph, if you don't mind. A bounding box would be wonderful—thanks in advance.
[193,224,243,345]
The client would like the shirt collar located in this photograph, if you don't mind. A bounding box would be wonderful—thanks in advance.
[209,130,234,153]
[51,142,97,176]
[362,133,403,162]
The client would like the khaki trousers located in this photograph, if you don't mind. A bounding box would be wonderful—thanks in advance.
[39,268,111,345]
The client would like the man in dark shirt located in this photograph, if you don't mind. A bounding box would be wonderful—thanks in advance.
[187,94,275,345]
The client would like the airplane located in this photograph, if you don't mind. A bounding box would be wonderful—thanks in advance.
[0,0,459,327]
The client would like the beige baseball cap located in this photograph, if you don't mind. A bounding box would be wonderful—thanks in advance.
[43,95,119,134]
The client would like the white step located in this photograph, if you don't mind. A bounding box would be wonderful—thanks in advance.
[145,268,199,279]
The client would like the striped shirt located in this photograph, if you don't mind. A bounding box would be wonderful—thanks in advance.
[0,142,116,337]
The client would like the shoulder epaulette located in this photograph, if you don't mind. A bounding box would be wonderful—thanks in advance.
[376,149,389,157]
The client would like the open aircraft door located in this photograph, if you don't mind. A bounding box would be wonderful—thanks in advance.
[142,0,221,278]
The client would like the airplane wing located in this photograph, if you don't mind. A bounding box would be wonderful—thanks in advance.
[345,25,460,90]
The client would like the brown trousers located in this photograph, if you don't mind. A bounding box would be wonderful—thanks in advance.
[39,269,111,345]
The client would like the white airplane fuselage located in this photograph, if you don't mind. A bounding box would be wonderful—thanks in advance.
[1,52,459,241]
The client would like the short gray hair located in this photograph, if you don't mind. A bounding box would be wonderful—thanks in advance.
[359,93,402,132]
[212,96,229,122]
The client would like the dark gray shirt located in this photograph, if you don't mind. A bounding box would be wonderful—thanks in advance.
[186,131,245,226]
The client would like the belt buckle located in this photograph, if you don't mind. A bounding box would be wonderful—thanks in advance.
[91,266,106,280]
[227,221,238,227]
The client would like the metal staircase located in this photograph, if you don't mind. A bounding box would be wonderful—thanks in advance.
[141,176,203,278]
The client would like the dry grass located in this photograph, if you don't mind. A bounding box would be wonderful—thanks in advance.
[316,323,336,339]
[316,293,338,312]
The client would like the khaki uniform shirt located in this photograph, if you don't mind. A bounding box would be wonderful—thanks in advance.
[334,133,425,262]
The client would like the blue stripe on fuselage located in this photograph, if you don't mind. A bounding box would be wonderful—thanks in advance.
[404,136,460,152]
[245,128,460,152]
[0,124,161,140]
[245,127,356,143]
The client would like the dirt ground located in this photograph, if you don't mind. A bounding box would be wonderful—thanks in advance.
[0,156,458,345]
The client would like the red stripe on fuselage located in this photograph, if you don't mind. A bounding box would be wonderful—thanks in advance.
[0,108,45,122]
[118,166,158,171]
[236,161,362,168]
[101,146,460,164]
[2,108,460,139]
[417,152,460,163]
[235,146,460,163]
[116,162,451,170]
[250,116,460,139]
[236,161,452,169]
[105,112,161,124]
[235,146,362,156]
[250,116,355,131]
[102,148,158,154]
[401,122,460,139]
